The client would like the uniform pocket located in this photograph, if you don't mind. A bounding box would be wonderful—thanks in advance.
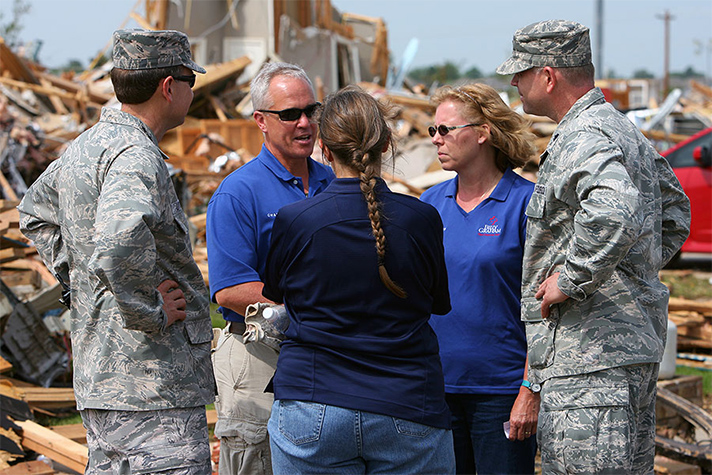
[522,296,559,369]
[277,400,326,445]
[184,318,214,345]
[526,190,546,219]
[541,384,631,473]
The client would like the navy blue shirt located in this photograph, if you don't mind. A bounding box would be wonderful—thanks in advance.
[206,145,334,322]
[263,178,452,429]
[421,168,534,394]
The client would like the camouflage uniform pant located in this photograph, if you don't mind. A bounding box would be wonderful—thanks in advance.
[82,406,212,475]
[538,363,658,474]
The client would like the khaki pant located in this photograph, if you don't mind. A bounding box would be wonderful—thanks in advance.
[538,363,658,474]
[212,325,279,475]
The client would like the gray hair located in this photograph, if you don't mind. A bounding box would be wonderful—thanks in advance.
[250,62,314,110]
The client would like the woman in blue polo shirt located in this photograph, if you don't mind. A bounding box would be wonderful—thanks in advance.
[263,86,455,474]
[420,83,538,475]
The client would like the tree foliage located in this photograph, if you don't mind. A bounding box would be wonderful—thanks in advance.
[632,69,655,79]
[463,65,483,79]
[0,0,31,47]
[408,61,462,85]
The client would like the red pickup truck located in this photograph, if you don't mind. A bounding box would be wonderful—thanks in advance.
[660,127,712,257]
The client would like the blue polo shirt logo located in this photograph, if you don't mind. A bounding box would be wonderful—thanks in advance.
[478,216,501,236]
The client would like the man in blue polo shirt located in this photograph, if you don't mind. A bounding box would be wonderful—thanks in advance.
[206,62,334,475]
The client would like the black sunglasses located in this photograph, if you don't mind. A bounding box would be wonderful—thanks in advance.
[258,103,321,121]
[428,123,480,137]
[172,74,196,88]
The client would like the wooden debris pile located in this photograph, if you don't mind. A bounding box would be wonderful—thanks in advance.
[1,21,712,475]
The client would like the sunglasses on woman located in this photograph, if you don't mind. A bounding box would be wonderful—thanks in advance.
[258,103,321,122]
[428,123,480,137]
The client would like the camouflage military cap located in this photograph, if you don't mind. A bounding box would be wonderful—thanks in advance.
[112,29,206,73]
[496,20,592,75]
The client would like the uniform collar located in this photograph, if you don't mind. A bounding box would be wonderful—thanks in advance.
[99,107,169,160]
[541,87,605,165]
[556,87,605,132]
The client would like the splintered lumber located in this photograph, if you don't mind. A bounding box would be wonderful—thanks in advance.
[7,259,57,287]
[0,77,105,111]
[654,455,702,475]
[194,56,251,94]
[677,336,712,351]
[0,378,75,411]
[15,420,87,474]
[12,387,75,411]
[690,80,712,102]
[36,72,112,105]
[0,249,27,264]
[0,208,19,233]
[0,460,57,474]
[655,386,712,465]
[0,174,17,202]
[0,202,19,213]
[0,38,38,85]
[668,297,712,315]
[0,357,10,374]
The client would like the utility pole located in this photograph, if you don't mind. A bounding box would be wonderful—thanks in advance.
[595,0,604,78]
[656,10,675,95]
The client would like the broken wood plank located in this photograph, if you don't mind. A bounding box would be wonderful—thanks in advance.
[16,420,87,474]
[13,387,75,411]
[654,454,702,475]
[0,77,104,111]
[0,202,19,214]
[0,249,27,265]
[669,297,712,315]
[0,38,39,85]
[0,174,18,202]
[0,460,57,474]
[36,72,112,105]
[0,357,11,374]
[0,269,41,289]
[677,336,712,351]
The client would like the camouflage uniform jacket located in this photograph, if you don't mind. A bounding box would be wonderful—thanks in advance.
[522,88,690,384]
[18,107,215,411]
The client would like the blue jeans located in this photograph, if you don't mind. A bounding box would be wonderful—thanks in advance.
[446,393,536,475]
[268,400,455,474]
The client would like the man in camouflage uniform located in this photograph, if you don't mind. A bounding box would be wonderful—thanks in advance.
[497,20,691,474]
[18,29,215,475]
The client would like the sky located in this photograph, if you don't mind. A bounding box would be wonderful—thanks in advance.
[2,0,711,79]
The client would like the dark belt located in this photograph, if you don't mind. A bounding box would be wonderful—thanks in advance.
[228,321,246,334]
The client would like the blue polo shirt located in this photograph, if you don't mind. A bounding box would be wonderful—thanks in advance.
[263,178,452,429]
[420,168,534,394]
[206,144,334,322]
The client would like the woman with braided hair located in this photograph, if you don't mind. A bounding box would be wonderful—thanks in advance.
[262,86,455,474]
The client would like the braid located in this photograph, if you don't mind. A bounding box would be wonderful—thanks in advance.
[358,153,407,299]
[319,86,407,299]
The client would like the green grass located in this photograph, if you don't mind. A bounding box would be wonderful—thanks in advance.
[675,365,712,395]
[211,302,226,329]
[660,272,712,300]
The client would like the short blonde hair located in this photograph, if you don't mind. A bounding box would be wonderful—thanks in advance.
[431,83,536,171]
